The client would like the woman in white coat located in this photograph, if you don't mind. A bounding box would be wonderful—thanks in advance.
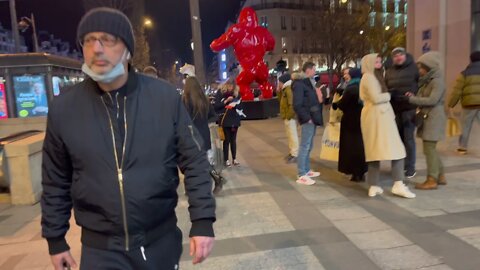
[360,54,416,198]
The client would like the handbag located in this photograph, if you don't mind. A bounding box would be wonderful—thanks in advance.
[415,109,428,129]
[446,117,461,137]
[218,110,228,141]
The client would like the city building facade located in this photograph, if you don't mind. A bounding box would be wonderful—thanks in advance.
[407,0,477,98]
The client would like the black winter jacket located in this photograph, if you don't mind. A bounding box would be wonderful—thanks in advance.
[385,54,420,113]
[293,78,323,126]
[214,90,242,128]
[41,71,216,255]
[184,102,217,151]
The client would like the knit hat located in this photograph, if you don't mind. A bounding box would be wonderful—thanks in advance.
[470,51,480,63]
[349,68,362,79]
[392,47,406,56]
[77,7,135,56]
[278,73,291,84]
[417,51,441,70]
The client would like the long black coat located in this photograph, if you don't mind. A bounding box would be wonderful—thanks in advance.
[336,82,367,176]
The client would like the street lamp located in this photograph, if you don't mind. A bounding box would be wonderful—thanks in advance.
[18,13,39,53]
[359,30,364,35]
[144,18,153,28]
[385,25,391,31]
[340,0,348,3]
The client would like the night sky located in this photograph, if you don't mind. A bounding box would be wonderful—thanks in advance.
[0,0,242,70]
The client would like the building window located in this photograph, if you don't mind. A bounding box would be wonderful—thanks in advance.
[221,53,226,62]
[222,72,227,80]
[282,37,287,49]
[330,0,335,11]
[383,13,388,26]
[369,13,376,27]
[260,16,268,28]
[394,14,401,28]
[301,39,306,53]
[394,0,400,13]
[348,1,353,14]
[301,17,306,30]
[382,0,387,13]
[292,16,297,31]
[261,0,267,8]
[281,16,287,30]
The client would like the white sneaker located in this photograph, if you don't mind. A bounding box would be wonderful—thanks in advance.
[225,160,231,167]
[296,175,316,186]
[368,186,384,197]
[306,170,321,178]
[392,182,416,199]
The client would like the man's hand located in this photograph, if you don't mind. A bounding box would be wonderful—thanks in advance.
[190,236,215,265]
[50,251,77,270]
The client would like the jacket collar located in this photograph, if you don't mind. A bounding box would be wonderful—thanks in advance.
[282,80,292,89]
[89,65,139,97]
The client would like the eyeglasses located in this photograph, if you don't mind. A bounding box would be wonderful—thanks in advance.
[80,34,119,48]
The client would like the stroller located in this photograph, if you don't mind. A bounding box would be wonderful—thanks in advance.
[208,123,227,195]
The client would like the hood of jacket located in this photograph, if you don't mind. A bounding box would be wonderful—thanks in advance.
[361,53,378,75]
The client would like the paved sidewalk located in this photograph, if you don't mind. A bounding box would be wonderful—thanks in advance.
[1,117,479,270]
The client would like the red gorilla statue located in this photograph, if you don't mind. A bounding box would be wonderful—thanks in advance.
[210,7,275,101]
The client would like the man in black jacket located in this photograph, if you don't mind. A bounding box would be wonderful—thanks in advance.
[293,62,323,186]
[41,8,215,270]
[385,47,420,178]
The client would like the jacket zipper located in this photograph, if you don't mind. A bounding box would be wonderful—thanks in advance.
[101,95,130,251]
[188,125,202,151]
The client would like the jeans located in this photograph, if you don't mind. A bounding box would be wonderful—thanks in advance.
[284,119,299,157]
[297,122,317,176]
[423,141,444,178]
[367,159,405,186]
[396,110,416,174]
[459,109,480,149]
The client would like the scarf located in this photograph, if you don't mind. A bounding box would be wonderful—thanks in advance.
[418,69,436,89]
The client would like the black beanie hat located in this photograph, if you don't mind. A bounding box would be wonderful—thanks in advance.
[278,73,291,84]
[77,7,135,56]
[470,51,480,63]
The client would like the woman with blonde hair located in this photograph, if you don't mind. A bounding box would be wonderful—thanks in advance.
[214,79,243,167]
[360,53,416,198]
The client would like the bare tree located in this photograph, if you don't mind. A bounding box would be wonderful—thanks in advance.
[364,22,406,57]
[313,2,371,75]
[132,25,151,70]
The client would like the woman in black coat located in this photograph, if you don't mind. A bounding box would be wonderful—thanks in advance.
[214,80,243,167]
[183,77,216,152]
[336,68,368,182]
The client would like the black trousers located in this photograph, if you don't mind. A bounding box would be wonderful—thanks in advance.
[223,127,238,161]
[80,228,183,270]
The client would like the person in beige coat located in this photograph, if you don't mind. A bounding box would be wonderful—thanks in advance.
[360,53,416,198]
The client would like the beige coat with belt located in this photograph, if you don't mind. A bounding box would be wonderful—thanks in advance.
[360,54,406,162]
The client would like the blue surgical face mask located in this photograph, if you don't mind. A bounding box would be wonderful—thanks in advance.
[82,50,129,83]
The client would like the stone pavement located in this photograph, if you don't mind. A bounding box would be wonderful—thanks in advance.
[0,117,480,270]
